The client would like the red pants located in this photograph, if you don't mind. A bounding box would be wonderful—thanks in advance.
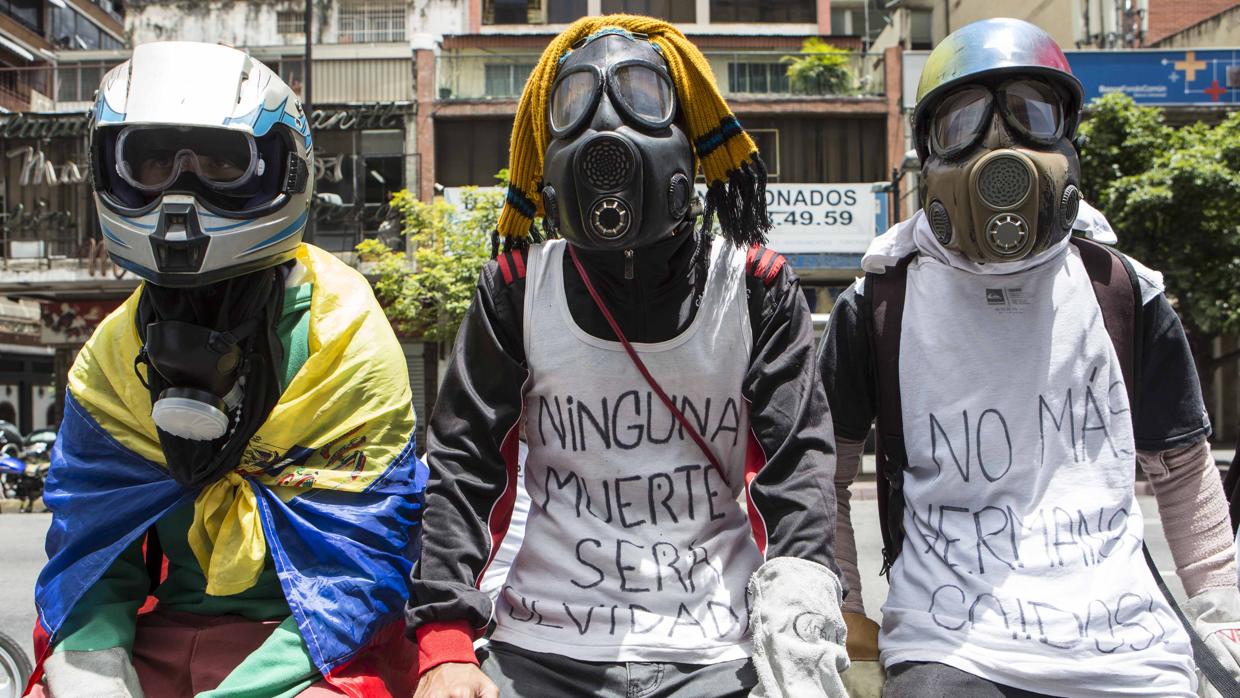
[29,610,346,697]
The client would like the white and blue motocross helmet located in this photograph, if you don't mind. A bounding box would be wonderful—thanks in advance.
[90,42,313,287]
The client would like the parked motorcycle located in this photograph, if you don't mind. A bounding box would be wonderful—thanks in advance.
[0,630,30,698]
[0,422,51,513]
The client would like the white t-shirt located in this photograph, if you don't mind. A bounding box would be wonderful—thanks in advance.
[489,239,764,663]
[878,243,1197,697]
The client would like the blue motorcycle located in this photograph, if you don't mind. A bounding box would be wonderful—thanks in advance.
[0,422,49,514]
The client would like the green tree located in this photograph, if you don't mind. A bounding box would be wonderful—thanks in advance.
[782,38,855,96]
[1078,93,1240,376]
[357,171,507,343]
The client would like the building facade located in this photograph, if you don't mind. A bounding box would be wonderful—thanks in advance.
[0,0,434,434]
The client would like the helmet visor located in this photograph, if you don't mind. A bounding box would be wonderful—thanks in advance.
[116,126,260,193]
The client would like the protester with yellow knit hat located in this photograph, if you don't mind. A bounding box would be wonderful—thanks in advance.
[408,15,849,698]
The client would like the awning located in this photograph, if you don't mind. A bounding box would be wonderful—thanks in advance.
[0,36,35,62]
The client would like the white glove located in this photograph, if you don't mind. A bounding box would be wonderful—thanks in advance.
[748,557,849,698]
[1184,586,1240,698]
[43,647,145,698]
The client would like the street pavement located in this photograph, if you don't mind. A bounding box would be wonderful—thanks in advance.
[0,495,1188,669]
[0,512,50,661]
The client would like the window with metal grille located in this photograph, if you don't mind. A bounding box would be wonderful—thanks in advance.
[483,0,587,24]
[56,63,115,103]
[727,62,790,94]
[277,10,304,36]
[483,63,535,98]
[600,0,695,22]
[338,1,406,43]
[711,0,814,23]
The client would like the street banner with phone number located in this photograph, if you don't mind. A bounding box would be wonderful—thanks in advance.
[446,183,881,255]
[764,183,878,254]
[697,183,880,254]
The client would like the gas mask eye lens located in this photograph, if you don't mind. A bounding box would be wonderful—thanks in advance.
[930,86,991,157]
[550,70,600,135]
[610,63,675,128]
[1002,80,1063,143]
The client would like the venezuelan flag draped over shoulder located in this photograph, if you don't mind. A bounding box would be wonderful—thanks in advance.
[34,244,426,694]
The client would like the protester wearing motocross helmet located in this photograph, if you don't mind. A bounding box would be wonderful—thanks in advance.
[408,15,848,698]
[820,18,1240,697]
[28,42,425,698]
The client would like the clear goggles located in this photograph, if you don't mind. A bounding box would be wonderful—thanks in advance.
[549,58,676,137]
[114,125,266,193]
[929,79,1067,158]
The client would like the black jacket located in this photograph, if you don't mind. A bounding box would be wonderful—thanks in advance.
[406,230,841,656]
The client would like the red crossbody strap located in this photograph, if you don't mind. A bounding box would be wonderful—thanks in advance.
[566,244,730,487]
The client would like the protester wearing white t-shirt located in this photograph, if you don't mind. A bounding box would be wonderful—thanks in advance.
[820,18,1240,698]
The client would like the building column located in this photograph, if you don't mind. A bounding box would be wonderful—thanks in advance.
[415,47,437,203]
[469,0,481,33]
[884,44,907,217]
[818,0,832,34]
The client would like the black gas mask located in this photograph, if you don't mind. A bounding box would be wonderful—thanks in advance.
[541,31,697,251]
[921,78,1082,263]
[136,268,284,489]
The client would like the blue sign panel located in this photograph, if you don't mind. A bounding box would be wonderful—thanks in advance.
[1067,49,1240,106]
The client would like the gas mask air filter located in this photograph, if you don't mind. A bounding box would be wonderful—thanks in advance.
[135,267,285,489]
[145,320,246,441]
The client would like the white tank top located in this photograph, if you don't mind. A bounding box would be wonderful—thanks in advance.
[491,238,764,663]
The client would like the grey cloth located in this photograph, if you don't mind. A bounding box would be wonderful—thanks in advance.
[43,647,145,698]
[748,557,849,698]
[884,662,1060,698]
[477,641,755,697]
[1184,586,1240,698]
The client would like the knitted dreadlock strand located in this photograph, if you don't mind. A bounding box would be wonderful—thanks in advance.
[497,14,771,249]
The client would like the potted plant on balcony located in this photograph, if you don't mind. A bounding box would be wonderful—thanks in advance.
[782,38,855,96]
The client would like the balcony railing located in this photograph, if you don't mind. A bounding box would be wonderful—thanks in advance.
[436,50,886,102]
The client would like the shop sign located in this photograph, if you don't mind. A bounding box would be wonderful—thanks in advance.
[39,300,122,346]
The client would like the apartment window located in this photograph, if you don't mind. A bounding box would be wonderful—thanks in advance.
[600,0,695,22]
[829,7,855,35]
[277,10,304,37]
[56,63,112,102]
[0,0,43,33]
[338,0,406,43]
[436,117,514,187]
[90,0,122,21]
[51,6,121,50]
[909,8,933,50]
[711,0,814,23]
[264,59,305,96]
[361,130,404,209]
[484,63,535,98]
[727,62,789,94]
[484,0,588,24]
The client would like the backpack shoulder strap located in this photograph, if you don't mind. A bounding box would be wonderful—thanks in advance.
[1070,237,1143,412]
[864,252,916,575]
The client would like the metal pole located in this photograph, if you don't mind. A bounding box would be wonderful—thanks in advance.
[303,0,312,111]
[891,167,901,222]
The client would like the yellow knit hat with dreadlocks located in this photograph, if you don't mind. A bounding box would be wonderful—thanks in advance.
[497,15,771,250]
